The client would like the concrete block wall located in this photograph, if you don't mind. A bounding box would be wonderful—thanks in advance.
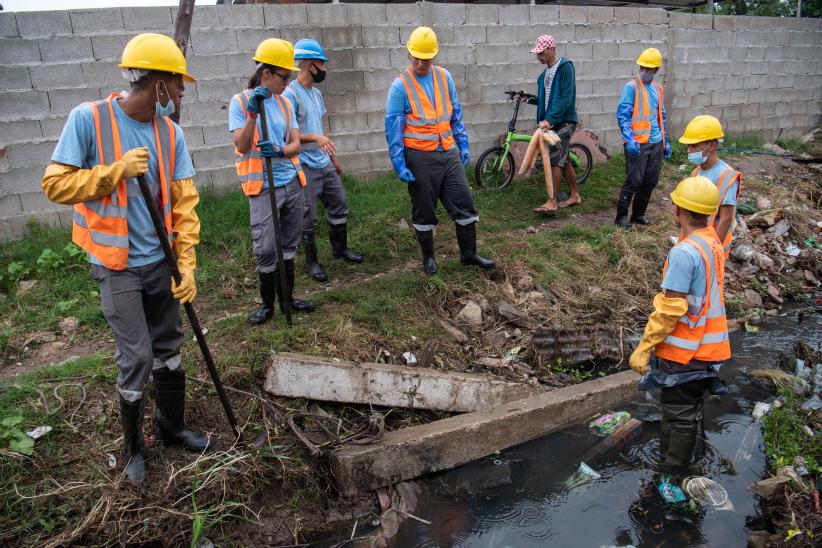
[1,4,821,240]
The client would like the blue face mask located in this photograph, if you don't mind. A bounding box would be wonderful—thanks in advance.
[155,81,176,117]
[640,72,654,84]
[688,148,708,165]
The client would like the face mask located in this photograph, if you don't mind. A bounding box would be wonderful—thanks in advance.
[640,72,654,84]
[688,146,710,165]
[311,68,327,84]
[155,81,176,117]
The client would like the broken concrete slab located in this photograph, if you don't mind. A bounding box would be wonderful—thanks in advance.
[330,370,638,495]
[533,327,639,366]
[264,352,540,413]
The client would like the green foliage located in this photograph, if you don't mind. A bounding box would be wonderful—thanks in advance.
[36,248,64,272]
[761,388,821,474]
[0,415,34,456]
[709,0,821,18]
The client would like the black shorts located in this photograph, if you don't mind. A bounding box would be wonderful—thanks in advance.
[549,122,577,168]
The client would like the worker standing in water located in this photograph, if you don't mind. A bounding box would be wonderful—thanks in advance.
[629,176,730,467]
[384,26,495,275]
[679,115,741,258]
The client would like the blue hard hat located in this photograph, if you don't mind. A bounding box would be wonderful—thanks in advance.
[293,38,328,61]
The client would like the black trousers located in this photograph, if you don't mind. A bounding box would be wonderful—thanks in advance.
[660,378,707,466]
[621,140,663,198]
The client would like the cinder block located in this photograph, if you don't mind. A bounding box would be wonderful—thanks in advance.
[236,28,277,52]
[325,49,354,71]
[588,6,614,24]
[454,25,486,46]
[218,4,263,28]
[566,42,594,60]
[17,11,71,38]
[329,112,367,134]
[324,92,357,115]
[121,6,172,31]
[365,110,385,132]
[0,195,23,217]
[385,3,422,25]
[362,26,399,48]
[322,70,364,93]
[352,48,392,71]
[713,15,734,31]
[30,62,88,90]
[307,4,348,27]
[423,3,465,25]
[528,5,559,24]
[472,44,508,65]
[181,125,204,148]
[19,191,57,213]
[70,9,124,34]
[484,25,519,46]
[39,36,93,63]
[186,55,229,80]
[353,90,387,114]
[575,26,602,42]
[201,123,231,146]
[207,167,238,191]
[338,151,371,173]
[436,45,474,66]
[190,29,238,55]
[48,88,101,114]
[176,5,218,29]
[2,38,41,65]
[39,115,69,139]
[691,14,713,29]
[322,27,361,49]
[329,132,357,154]
[617,42,645,60]
[278,27,320,47]
[0,120,42,146]
[5,138,57,168]
[180,101,228,125]
[614,7,640,24]
[0,13,18,38]
[195,78,241,103]
[356,130,384,152]
[466,4,499,25]
[499,5,530,25]
[263,4,308,28]
[347,3,386,26]
[90,34,130,61]
[559,6,588,24]
[0,66,32,92]
[639,8,668,25]
[226,52,253,77]
[190,143,233,170]
[0,90,49,119]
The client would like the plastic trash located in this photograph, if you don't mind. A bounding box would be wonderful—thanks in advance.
[752,402,771,421]
[402,352,417,365]
[786,243,802,257]
[683,477,728,507]
[589,411,632,436]
[656,475,687,504]
[793,456,809,476]
[795,359,812,382]
[563,462,601,490]
[25,425,52,440]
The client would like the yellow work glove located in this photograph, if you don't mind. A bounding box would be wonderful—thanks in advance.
[41,147,149,205]
[172,247,197,303]
[170,178,200,304]
[629,292,689,375]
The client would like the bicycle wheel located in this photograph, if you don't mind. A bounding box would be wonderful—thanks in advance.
[475,146,515,190]
[568,143,593,185]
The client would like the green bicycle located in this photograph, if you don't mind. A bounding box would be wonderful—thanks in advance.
[475,90,593,190]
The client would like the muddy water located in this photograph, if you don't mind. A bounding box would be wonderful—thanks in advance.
[393,309,822,547]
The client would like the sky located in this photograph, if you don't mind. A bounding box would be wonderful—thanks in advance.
[3,0,216,12]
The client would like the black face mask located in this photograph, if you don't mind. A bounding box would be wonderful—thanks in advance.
[311,69,327,84]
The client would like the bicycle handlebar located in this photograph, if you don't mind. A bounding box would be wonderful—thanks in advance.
[505,90,536,101]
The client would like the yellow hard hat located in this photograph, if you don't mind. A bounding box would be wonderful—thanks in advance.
[406,26,438,60]
[636,47,663,68]
[119,33,195,82]
[679,115,725,144]
[670,176,720,215]
[253,38,299,72]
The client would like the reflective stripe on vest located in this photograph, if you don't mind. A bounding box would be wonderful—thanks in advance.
[71,93,174,271]
[400,66,455,152]
[691,165,741,257]
[655,226,731,365]
[233,90,306,196]
[629,77,664,145]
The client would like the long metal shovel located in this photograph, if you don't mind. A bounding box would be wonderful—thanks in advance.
[257,106,293,327]
[136,176,242,442]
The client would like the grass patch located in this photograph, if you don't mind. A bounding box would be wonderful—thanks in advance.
[761,388,821,475]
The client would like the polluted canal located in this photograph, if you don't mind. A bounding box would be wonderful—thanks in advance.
[379,308,822,547]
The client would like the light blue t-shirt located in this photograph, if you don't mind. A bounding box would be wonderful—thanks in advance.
[228,91,299,188]
[618,80,663,144]
[694,159,739,208]
[385,68,459,116]
[661,242,707,316]
[52,98,195,268]
[283,81,329,169]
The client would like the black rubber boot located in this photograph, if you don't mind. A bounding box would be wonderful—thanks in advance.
[328,223,363,263]
[248,271,277,325]
[630,193,653,225]
[456,223,496,270]
[283,259,316,312]
[302,231,328,282]
[415,229,438,275]
[615,191,634,229]
[153,367,212,452]
[120,395,146,482]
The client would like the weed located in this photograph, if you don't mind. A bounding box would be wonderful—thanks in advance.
[761,388,821,474]
[0,415,34,455]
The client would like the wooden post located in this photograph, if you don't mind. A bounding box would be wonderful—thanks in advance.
[171,0,196,124]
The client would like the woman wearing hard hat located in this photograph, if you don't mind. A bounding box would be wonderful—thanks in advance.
[42,33,209,483]
[384,26,495,275]
[615,47,672,229]
[630,176,730,467]
[229,38,316,326]
[679,115,741,258]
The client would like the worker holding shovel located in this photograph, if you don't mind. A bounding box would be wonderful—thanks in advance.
[229,38,316,326]
[629,176,731,468]
[385,26,495,275]
[41,33,211,482]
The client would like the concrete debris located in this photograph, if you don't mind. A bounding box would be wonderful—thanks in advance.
[753,251,775,270]
[533,327,636,366]
[741,289,764,309]
[477,357,507,369]
[486,330,507,348]
[402,352,417,366]
[730,243,756,262]
[756,196,772,210]
[439,319,468,344]
[769,219,791,237]
[498,299,525,325]
[330,371,638,495]
[264,353,539,413]
[456,301,483,329]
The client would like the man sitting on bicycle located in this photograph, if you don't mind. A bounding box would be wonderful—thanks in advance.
[527,34,580,213]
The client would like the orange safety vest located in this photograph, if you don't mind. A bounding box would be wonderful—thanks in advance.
[691,165,741,257]
[399,66,455,152]
[628,77,665,145]
[232,90,306,196]
[655,226,731,365]
[72,93,175,271]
